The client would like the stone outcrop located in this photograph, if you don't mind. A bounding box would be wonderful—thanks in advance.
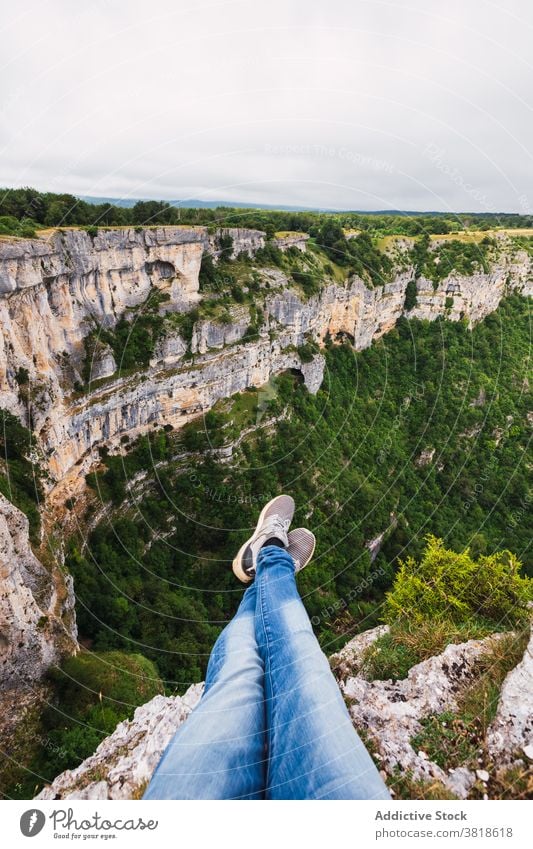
[339,629,508,798]
[273,232,309,252]
[209,228,265,258]
[0,493,77,690]
[36,624,533,801]
[486,624,533,763]
[0,228,530,489]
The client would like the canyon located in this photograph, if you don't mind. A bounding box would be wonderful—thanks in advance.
[0,224,531,796]
[0,227,530,493]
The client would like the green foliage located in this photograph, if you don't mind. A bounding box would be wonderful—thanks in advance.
[316,224,393,286]
[291,269,321,297]
[49,651,163,719]
[6,651,162,799]
[93,311,164,372]
[0,409,42,538]
[254,241,284,267]
[112,315,163,369]
[404,277,418,311]
[384,536,532,629]
[411,711,479,770]
[217,233,234,261]
[362,631,420,681]
[0,214,37,238]
[198,252,216,288]
[1,186,532,235]
[168,308,199,349]
[411,232,430,278]
[419,239,491,283]
[297,340,320,363]
[15,366,30,386]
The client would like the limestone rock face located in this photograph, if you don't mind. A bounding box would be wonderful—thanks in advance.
[208,228,266,259]
[0,493,77,689]
[0,229,530,489]
[340,633,509,798]
[486,625,533,763]
[191,308,250,355]
[88,344,116,381]
[273,232,309,252]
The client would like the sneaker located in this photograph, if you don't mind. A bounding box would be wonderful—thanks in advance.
[232,495,295,583]
[287,528,316,573]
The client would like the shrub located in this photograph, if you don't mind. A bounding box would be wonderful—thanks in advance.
[217,233,234,261]
[15,366,29,386]
[291,270,320,297]
[384,536,532,629]
[254,241,284,267]
[404,278,418,311]
[0,408,42,539]
[198,253,216,288]
[297,340,320,363]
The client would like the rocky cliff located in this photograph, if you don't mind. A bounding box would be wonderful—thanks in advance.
[0,228,530,493]
[36,622,533,801]
[0,493,76,689]
[0,225,530,798]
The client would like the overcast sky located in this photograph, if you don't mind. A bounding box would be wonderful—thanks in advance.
[1,0,532,211]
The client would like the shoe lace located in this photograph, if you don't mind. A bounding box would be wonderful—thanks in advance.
[264,514,290,538]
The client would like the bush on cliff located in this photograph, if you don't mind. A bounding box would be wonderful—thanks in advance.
[384,536,532,629]
[0,409,42,539]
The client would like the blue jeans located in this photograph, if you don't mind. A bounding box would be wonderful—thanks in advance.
[143,546,391,800]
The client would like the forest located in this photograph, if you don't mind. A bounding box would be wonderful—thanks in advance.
[1,185,533,239]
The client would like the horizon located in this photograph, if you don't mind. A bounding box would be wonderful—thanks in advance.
[2,185,531,218]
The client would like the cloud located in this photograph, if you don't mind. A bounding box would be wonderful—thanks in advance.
[1,0,531,211]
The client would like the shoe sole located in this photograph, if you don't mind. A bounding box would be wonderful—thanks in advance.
[232,495,294,583]
[288,528,316,572]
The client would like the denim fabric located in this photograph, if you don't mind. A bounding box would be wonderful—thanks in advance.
[144,546,390,800]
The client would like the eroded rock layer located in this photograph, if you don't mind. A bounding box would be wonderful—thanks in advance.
[0,228,530,490]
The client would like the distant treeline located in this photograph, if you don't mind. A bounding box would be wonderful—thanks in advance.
[1,186,532,238]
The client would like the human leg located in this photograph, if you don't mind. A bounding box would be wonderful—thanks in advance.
[143,582,266,799]
[255,545,391,800]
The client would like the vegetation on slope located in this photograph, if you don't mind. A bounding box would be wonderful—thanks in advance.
[0,409,42,540]
[4,652,162,800]
[69,296,532,690]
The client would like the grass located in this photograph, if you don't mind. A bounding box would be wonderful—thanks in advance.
[377,234,415,252]
[430,228,533,242]
[361,630,420,681]
[389,770,458,800]
[487,764,533,800]
[274,230,308,238]
[411,711,480,770]
[362,617,501,682]
[456,629,530,736]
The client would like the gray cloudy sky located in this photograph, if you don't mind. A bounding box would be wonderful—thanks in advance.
[1,0,532,211]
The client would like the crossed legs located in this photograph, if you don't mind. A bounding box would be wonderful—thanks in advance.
[144,546,390,800]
